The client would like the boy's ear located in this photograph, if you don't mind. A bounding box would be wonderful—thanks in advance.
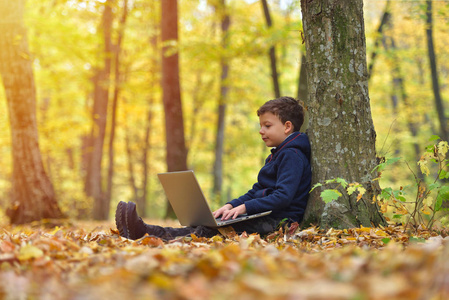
[284,121,293,134]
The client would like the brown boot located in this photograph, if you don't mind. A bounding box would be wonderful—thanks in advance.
[115,201,129,239]
[126,201,147,240]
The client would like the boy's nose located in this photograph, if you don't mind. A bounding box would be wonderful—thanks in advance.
[259,128,264,135]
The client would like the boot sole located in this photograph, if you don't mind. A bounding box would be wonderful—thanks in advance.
[115,201,129,238]
[126,201,141,240]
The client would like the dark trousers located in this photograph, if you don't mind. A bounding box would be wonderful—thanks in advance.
[144,216,284,241]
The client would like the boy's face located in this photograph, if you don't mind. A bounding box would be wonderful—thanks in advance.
[259,112,293,148]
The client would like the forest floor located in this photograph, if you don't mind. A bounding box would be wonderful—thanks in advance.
[1,219,448,300]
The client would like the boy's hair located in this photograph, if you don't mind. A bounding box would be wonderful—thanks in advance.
[257,96,305,131]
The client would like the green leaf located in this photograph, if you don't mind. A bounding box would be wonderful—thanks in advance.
[430,135,441,141]
[428,183,440,191]
[397,196,407,202]
[320,189,342,204]
[435,197,443,212]
[382,238,391,244]
[335,178,348,188]
[435,186,449,211]
[310,183,322,192]
[393,214,403,219]
[439,170,449,180]
[409,236,426,243]
[393,190,406,201]
[381,187,393,200]
[372,157,401,173]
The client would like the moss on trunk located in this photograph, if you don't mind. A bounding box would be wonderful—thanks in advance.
[300,0,386,229]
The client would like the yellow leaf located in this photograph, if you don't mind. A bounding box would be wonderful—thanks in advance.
[356,187,366,202]
[357,227,372,233]
[19,52,30,60]
[375,230,388,237]
[149,273,173,290]
[438,141,448,157]
[417,159,430,176]
[50,226,61,235]
[18,245,44,261]
[421,205,432,215]
[210,235,223,243]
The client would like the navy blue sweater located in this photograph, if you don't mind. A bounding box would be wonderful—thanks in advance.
[228,132,311,222]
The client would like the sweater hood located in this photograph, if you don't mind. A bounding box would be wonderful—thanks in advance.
[270,131,311,161]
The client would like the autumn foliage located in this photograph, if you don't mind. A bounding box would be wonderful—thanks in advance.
[1,221,448,299]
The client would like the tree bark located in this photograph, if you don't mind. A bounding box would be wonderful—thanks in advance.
[138,10,159,218]
[380,10,424,181]
[85,0,115,220]
[367,1,391,80]
[300,0,386,229]
[0,1,63,224]
[161,0,188,219]
[425,0,448,142]
[297,53,308,132]
[213,0,231,201]
[261,0,281,98]
[106,0,128,216]
[139,101,153,218]
[125,129,139,204]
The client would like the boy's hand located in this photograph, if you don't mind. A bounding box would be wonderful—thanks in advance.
[220,204,247,220]
[213,204,233,219]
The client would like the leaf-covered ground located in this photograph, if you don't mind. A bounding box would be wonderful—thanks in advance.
[1,220,449,300]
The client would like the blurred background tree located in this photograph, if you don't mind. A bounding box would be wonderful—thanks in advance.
[0,0,63,224]
[0,0,447,224]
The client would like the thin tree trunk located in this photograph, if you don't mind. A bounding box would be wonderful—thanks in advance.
[261,0,281,98]
[213,0,231,201]
[161,0,188,219]
[188,71,204,151]
[425,0,448,142]
[86,0,115,220]
[380,7,424,180]
[393,69,423,179]
[125,129,139,203]
[0,1,62,224]
[367,1,391,80]
[106,0,128,214]
[300,0,386,229]
[297,53,308,132]
[138,13,159,218]
[139,102,153,218]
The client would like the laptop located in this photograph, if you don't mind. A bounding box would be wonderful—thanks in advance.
[157,170,271,227]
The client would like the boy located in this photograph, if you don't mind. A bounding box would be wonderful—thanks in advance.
[115,96,311,241]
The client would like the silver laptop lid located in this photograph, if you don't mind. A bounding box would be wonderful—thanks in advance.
[157,170,218,227]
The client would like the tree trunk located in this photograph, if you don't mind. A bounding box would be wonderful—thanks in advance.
[380,9,424,181]
[300,0,386,229]
[161,0,188,219]
[213,0,231,201]
[367,1,391,80]
[297,53,308,132]
[0,1,63,224]
[425,0,448,142]
[106,0,128,215]
[125,129,139,204]
[85,0,115,220]
[261,0,281,98]
[139,101,153,218]
[138,11,159,218]
[188,72,207,151]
